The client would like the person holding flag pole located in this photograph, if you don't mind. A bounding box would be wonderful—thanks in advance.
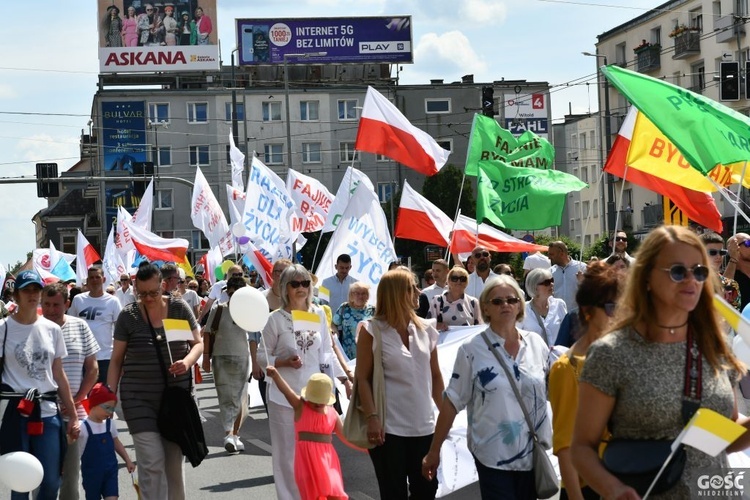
[571,226,750,499]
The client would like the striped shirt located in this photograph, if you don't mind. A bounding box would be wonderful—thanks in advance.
[60,315,100,419]
[113,298,198,434]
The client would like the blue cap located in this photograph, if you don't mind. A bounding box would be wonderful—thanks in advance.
[15,270,44,290]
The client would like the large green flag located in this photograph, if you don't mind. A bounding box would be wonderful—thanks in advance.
[602,64,750,176]
[466,114,555,176]
[476,163,588,230]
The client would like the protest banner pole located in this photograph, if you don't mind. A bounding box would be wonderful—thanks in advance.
[734,161,748,235]
[310,233,324,271]
[443,209,461,263]
[709,177,750,225]
[613,165,628,236]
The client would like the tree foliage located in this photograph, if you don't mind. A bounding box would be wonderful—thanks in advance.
[421,165,476,219]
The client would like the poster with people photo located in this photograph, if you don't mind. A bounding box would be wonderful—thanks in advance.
[98,0,219,73]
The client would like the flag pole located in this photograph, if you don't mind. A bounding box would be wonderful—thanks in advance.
[709,177,750,225]
[734,161,748,235]
[613,165,629,236]
[444,209,462,262]
[310,232,324,272]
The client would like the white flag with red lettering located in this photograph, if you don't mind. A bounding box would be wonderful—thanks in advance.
[287,169,335,233]
[191,167,230,249]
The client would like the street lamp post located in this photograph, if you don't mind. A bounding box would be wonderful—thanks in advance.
[230,49,239,148]
[283,52,327,171]
[583,51,615,235]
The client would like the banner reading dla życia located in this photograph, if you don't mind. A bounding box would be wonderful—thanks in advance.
[315,184,395,302]
[242,157,296,260]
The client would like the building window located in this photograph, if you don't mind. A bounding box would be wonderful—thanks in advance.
[651,27,662,45]
[690,7,703,31]
[590,165,597,183]
[437,139,453,152]
[593,199,599,218]
[570,218,575,231]
[187,102,208,123]
[157,146,171,167]
[615,42,626,66]
[262,101,282,122]
[579,133,587,151]
[377,182,394,203]
[157,230,175,238]
[338,99,358,121]
[264,144,283,164]
[691,62,705,92]
[302,143,322,163]
[148,103,170,123]
[156,189,173,210]
[583,200,590,218]
[589,131,596,150]
[60,233,76,254]
[189,145,210,166]
[425,99,451,114]
[225,102,245,121]
[581,167,589,183]
[191,230,210,250]
[339,142,358,162]
[377,154,390,162]
[300,100,319,121]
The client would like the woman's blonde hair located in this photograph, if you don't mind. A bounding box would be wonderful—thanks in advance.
[448,266,469,280]
[612,225,743,374]
[348,281,371,303]
[375,269,423,330]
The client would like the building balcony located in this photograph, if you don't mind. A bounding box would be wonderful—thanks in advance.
[635,45,661,72]
[642,204,663,229]
[672,30,701,59]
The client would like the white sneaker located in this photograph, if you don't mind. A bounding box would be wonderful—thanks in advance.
[234,436,245,452]
[224,434,237,453]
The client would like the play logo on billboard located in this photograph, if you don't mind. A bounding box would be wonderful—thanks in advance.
[359,41,411,54]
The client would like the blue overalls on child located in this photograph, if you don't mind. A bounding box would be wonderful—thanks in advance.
[81,419,118,500]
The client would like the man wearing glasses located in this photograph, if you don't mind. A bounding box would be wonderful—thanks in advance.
[548,241,587,312]
[417,259,449,318]
[467,246,498,298]
[115,273,136,307]
[725,233,750,310]
[610,231,635,264]
[701,232,740,311]
[68,266,123,384]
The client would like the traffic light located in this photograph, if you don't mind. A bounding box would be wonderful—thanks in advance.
[745,61,750,101]
[132,161,154,197]
[35,163,59,198]
[481,86,495,117]
[720,61,740,101]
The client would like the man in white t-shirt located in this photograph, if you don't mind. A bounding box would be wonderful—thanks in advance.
[417,259,449,318]
[41,282,100,500]
[68,266,122,384]
[523,251,551,280]
[197,264,244,323]
[114,273,136,307]
[177,270,201,317]
[467,246,499,298]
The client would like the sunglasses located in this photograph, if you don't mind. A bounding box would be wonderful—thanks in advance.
[188,285,198,290]
[100,404,116,413]
[288,280,311,288]
[489,297,521,306]
[707,249,728,257]
[659,264,709,283]
[473,251,490,259]
[598,302,616,317]
[742,240,750,248]
[231,273,244,277]
[137,290,161,298]
[539,278,554,287]
[450,276,468,283]
[615,237,627,243]
[120,278,130,282]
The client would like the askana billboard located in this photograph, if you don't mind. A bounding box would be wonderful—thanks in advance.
[237,16,413,65]
[97,0,219,73]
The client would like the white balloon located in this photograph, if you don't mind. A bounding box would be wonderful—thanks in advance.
[232,222,246,238]
[0,452,44,493]
[229,286,270,332]
[733,336,750,366]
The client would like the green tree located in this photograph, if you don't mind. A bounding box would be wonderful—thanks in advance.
[421,165,476,219]
[8,252,32,276]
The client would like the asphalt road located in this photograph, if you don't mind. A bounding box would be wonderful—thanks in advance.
[0,373,481,499]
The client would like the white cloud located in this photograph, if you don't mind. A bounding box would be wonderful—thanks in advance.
[461,0,508,24]
[0,85,17,100]
[12,134,79,176]
[413,31,487,76]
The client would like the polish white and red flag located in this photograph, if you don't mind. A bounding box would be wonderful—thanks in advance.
[355,86,450,176]
[395,180,452,247]
[121,219,189,263]
[242,240,275,289]
[76,230,101,286]
[450,215,548,255]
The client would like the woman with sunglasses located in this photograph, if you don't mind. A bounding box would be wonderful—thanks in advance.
[356,269,444,499]
[422,275,551,498]
[572,225,749,498]
[108,262,202,499]
[518,268,568,346]
[257,264,344,500]
[427,266,483,331]
[549,262,621,500]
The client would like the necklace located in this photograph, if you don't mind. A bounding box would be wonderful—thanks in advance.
[655,319,688,335]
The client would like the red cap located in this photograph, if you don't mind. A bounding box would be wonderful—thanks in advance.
[88,383,117,408]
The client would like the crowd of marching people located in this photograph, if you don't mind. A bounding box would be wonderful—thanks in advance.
[4,224,750,498]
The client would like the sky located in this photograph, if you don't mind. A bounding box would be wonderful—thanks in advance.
[0,0,661,269]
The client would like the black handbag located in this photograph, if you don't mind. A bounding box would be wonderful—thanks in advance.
[601,329,701,496]
[145,308,208,468]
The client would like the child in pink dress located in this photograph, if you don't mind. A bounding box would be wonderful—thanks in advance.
[266,366,362,500]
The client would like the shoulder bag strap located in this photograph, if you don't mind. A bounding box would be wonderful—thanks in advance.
[481,331,540,442]
[681,328,701,425]
[210,304,223,333]
[0,321,6,383]
[530,305,550,347]
[142,306,170,385]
